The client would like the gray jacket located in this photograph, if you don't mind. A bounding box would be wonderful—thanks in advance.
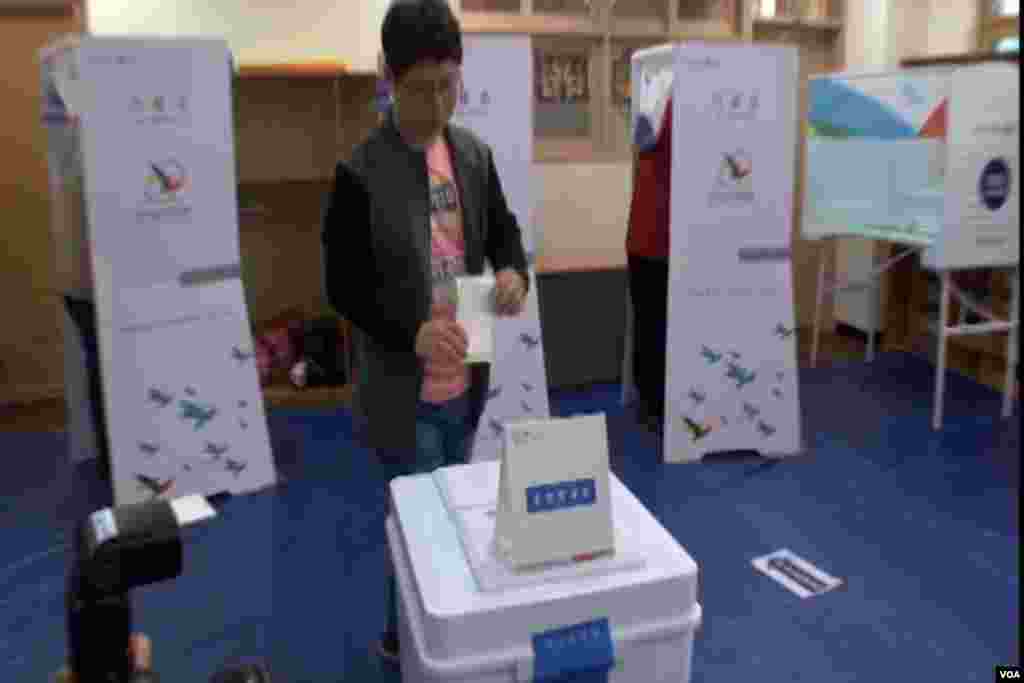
[322,112,530,460]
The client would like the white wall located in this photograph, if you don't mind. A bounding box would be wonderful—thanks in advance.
[534,162,632,270]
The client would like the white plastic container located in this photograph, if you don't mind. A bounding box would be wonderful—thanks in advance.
[387,464,702,683]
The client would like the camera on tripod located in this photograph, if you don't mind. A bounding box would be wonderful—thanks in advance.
[66,495,271,682]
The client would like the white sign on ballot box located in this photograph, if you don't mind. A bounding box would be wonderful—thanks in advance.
[41,35,276,505]
[493,413,614,570]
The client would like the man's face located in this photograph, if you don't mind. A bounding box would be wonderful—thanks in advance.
[392,59,461,141]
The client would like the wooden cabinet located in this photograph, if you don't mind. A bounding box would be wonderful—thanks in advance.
[85,0,437,74]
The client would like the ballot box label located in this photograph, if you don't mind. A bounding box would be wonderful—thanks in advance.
[532,618,615,681]
[526,478,597,514]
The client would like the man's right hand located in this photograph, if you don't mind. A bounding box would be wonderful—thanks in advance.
[415,319,468,364]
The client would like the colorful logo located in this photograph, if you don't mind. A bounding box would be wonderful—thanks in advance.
[980,158,1011,211]
[711,150,754,204]
[144,160,188,206]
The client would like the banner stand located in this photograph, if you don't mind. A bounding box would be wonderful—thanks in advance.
[660,43,804,464]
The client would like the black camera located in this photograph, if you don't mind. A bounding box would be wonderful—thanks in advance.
[66,498,272,682]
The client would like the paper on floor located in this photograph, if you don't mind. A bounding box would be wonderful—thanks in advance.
[752,548,842,599]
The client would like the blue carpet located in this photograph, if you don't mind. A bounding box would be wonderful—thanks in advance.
[0,353,1017,682]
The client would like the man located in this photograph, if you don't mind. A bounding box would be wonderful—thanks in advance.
[321,0,530,665]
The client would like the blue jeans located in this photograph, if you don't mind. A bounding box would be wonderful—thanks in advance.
[383,393,474,642]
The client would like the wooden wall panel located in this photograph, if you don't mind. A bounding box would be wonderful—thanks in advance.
[0,13,378,404]
[0,9,79,403]
[234,75,378,183]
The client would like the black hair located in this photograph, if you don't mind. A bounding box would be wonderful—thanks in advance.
[381,0,463,82]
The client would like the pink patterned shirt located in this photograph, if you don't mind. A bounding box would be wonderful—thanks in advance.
[420,138,471,403]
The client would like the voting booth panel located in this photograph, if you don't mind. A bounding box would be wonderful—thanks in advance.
[387,460,700,683]
[802,62,1018,429]
[42,36,276,505]
[470,276,551,464]
[929,63,1019,271]
[663,43,804,463]
[804,62,1019,270]
[452,34,535,256]
[803,68,953,247]
[451,34,552,464]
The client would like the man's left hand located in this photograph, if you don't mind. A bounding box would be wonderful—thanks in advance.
[494,268,527,316]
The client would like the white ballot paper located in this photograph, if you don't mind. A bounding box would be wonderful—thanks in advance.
[457,275,496,364]
[494,413,615,569]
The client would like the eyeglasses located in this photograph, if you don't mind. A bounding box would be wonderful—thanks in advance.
[398,72,462,101]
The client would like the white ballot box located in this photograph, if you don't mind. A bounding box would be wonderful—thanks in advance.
[386,462,701,683]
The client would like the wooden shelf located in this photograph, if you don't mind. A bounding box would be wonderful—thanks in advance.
[262,381,353,409]
[235,62,363,79]
[462,10,601,37]
[902,52,1019,68]
[610,17,669,40]
[754,16,843,32]
[671,19,737,40]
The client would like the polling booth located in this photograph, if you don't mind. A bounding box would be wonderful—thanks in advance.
[803,61,1020,429]
[657,43,805,463]
[387,413,701,683]
[42,35,277,504]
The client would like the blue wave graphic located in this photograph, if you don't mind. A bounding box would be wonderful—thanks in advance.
[809,78,917,139]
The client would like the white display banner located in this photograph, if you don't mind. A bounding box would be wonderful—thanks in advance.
[44,36,276,504]
[449,34,551,462]
[925,62,1019,270]
[452,34,534,255]
[664,44,803,463]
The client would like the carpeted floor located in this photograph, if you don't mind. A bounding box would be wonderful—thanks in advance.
[0,352,1018,682]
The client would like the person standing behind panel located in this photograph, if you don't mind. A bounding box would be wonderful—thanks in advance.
[321,0,530,666]
[626,93,674,433]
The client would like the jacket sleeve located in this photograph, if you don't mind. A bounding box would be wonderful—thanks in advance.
[482,148,531,294]
[321,160,420,353]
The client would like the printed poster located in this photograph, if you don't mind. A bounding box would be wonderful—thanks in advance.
[664,43,803,462]
[43,35,276,505]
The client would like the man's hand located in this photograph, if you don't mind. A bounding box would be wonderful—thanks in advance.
[494,268,526,316]
[56,633,153,682]
[416,319,468,364]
